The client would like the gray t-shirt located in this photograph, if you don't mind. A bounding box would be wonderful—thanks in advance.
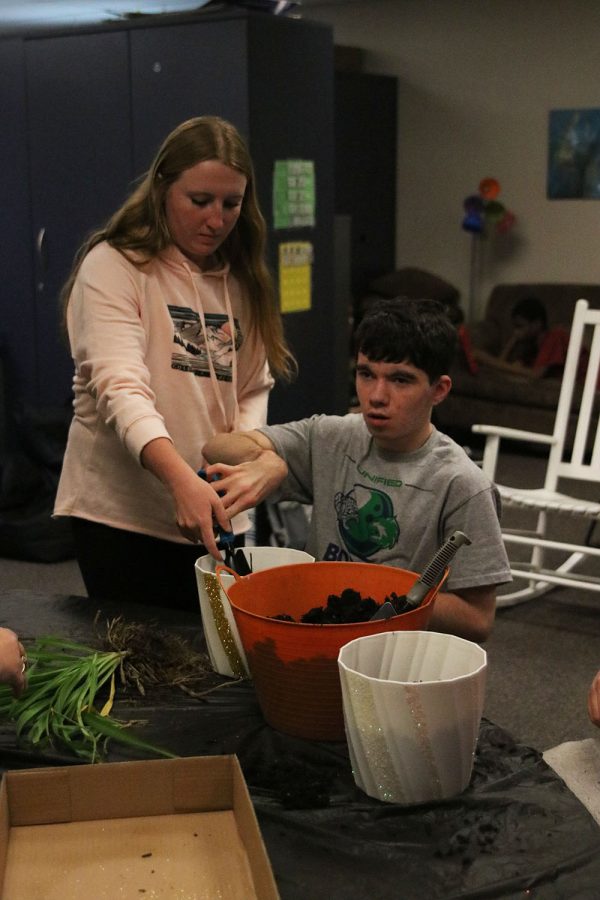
[260,414,511,592]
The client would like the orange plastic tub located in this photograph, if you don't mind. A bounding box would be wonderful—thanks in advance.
[218,561,444,741]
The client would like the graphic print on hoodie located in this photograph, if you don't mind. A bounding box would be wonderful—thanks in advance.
[169,306,242,381]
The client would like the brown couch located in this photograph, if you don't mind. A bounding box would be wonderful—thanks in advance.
[435,282,600,441]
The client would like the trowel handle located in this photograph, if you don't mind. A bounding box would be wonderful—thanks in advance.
[418,530,472,588]
[405,530,471,609]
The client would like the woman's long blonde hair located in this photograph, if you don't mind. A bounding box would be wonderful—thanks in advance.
[62,116,296,380]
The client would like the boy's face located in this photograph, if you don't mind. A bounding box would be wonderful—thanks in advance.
[355,353,451,453]
[511,315,544,340]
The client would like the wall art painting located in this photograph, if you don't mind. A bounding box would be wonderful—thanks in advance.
[548,108,600,199]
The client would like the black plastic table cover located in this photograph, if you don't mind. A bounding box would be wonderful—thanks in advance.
[1,589,599,899]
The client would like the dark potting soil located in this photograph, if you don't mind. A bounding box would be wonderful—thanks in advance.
[269,758,335,809]
[273,587,412,624]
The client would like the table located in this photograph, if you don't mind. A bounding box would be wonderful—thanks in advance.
[1,589,599,899]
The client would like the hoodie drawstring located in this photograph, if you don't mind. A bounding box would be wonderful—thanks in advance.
[189,270,240,432]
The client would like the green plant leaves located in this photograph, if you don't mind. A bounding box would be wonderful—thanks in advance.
[0,636,176,763]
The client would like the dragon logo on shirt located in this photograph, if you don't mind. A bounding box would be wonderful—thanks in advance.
[334,484,400,560]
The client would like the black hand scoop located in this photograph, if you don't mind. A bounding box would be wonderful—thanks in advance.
[232,548,253,576]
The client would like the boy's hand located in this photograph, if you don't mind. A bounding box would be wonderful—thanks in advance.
[206,451,288,520]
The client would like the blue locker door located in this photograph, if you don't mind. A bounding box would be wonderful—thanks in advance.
[130,19,249,175]
[0,38,37,418]
[26,30,132,406]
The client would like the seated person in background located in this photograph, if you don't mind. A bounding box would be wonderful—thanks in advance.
[588,671,600,727]
[203,298,512,643]
[0,627,27,697]
[472,295,569,380]
[436,296,479,376]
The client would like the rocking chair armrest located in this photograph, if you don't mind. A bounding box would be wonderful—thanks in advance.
[472,424,557,480]
[472,424,556,445]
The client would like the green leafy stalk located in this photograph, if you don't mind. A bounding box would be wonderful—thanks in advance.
[0,636,176,763]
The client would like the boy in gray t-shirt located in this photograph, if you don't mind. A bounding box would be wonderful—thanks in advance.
[203,298,511,642]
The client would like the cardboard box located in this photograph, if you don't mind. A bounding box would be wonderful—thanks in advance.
[0,755,279,899]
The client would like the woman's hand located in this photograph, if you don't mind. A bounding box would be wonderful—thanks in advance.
[170,468,232,556]
[141,437,231,559]
[0,628,27,697]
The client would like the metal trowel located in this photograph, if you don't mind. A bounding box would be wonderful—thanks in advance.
[370,530,472,620]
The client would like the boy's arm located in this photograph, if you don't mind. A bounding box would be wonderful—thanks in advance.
[203,429,275,465]
[202,430,288,521]
[428,584,496,643]
[472,349,543,379]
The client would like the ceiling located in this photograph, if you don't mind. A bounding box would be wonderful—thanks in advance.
[0,0,336,35]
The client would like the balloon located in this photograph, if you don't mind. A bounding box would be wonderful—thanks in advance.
[496,210,516,233]
[463,194,484,213]
[479,177,500,200]
[461,179,515,236]
[484,200,506,223]
[462,211,484,233]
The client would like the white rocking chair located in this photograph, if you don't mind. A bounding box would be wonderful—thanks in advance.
[472,298,600,608]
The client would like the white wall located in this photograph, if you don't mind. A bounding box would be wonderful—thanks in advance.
[305,0,600,319]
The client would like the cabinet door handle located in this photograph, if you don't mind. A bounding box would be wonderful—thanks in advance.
[36,227,46,291]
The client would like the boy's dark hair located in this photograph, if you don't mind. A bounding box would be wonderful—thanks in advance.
[353,297,458,382]
[511,296,547,329]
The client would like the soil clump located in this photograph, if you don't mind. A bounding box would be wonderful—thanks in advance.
[273,587,412,624]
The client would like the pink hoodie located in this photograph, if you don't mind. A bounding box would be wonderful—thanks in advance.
[54,241,273,542]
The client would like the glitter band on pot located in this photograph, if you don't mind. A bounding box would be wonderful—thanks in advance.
[403,683,443,800]
[346,670,407,803]
[203,572,247,678]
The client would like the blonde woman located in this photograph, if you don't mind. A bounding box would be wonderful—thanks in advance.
[55,117,294,611]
